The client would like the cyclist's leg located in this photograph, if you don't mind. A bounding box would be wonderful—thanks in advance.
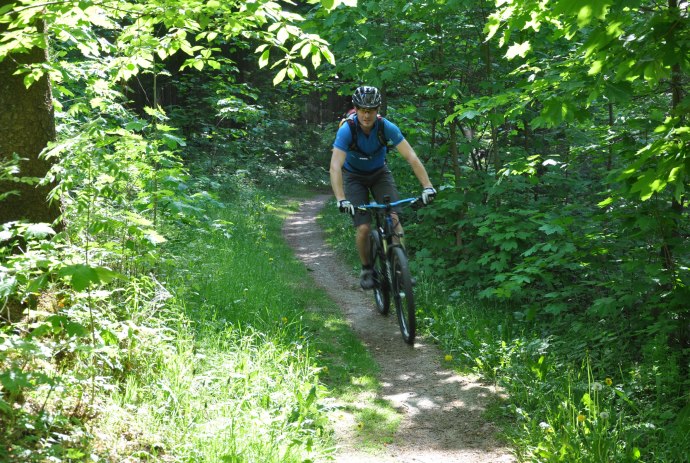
[389,212,404,246]
[356,222,372,264]
[343,168,373,265]
[343,169,377,289]
[371,167,404,244]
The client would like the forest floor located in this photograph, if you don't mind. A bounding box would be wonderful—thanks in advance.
[283,195,516,463]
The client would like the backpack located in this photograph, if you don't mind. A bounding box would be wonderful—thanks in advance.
[338,110,391,157]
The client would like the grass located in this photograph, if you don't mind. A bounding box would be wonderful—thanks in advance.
[84,184,401,461]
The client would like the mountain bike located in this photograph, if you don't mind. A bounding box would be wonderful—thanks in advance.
[357,196,421,345]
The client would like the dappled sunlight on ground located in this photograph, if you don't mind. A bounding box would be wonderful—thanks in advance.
[283,195,515,463]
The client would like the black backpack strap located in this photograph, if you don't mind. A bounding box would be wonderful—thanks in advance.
[345,117,359,152]
[376,115,390,150]
[346,114,390,155]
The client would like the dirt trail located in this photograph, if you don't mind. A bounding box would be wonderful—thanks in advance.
[283,195,515,463]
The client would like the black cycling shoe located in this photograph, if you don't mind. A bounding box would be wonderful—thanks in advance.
[360,268,375,290]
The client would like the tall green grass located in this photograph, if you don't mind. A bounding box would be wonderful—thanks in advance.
[89,184,396,461]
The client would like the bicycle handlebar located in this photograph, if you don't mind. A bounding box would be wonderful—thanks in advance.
[356,197,421,212]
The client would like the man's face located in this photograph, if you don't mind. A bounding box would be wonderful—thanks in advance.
[355,107,378,130]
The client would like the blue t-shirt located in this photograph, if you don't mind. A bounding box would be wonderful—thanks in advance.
[333,116,405,173]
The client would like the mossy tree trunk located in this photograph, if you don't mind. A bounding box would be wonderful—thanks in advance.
[0,0,59,225]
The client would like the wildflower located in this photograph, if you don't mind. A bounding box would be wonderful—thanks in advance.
[444,354,453,362]
[592,382,603,391]
[539,421,553,432]
[605,377,613,386]
[577,414,586,423]
[600,411,610,420]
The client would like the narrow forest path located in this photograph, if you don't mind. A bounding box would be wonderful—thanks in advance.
[283,195,515,463]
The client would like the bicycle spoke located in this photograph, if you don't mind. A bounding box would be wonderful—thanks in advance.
[391,246,416,345]
[370,229,390,315]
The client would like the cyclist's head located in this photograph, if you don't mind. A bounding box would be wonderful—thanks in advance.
[352,86,381,109]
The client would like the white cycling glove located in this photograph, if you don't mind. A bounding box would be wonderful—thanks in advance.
[421,187,437,205]
[338,199,355,216]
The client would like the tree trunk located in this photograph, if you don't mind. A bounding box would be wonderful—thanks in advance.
[0,2,59,225]
[448,108,464,248]
[660,0,685,273]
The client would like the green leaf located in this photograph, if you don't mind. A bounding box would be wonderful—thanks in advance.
[311,51,321,69]
[101,329,119,346]
[25,223,56,239]
[259,49,270,69]
[145,229,167,244]
[93,267,123,285]
[300,43,311,60]
[161,133,186,148]
[544,303,567,315]
[273,68,287,86]
[484,16,502,41]
[276,27,289,45]
[45,315,89,338]
[59,265,99,291]
[0,276,17,298]
[629,170,664,201]
[505,41,531,60]
[26,274,49,294]
[320,47,335,65]
[125,120,148,131]
[294,63,308,78]
[539,224,564,235]
[58,265,123,291]
[66,449,86,459]
[598,197,614,207]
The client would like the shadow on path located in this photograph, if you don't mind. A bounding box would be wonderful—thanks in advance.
[283,195,515,463]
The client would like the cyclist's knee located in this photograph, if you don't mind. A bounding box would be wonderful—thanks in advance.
[356,223,371,234]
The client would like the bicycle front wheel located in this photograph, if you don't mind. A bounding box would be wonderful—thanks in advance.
[390,246,415,345]
[370,229,390,315]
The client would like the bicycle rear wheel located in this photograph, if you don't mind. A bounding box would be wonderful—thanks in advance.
[390,246,415,344]
[370,229,390,315]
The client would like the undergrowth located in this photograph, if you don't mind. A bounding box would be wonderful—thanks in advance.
[319,196,690,463]
[1,173,395,461]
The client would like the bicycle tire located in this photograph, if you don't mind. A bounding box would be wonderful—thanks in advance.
[390,246,416,344]
[370,229,390,315]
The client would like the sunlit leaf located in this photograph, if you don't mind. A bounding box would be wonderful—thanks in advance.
[276,27,289,45]
[505,41,531,60]
[273,68,287,85]
[25,223,56,239]
[259,49,270,68]
[320,47,335,65]
[58,265,124,291]
[0,276,17,298]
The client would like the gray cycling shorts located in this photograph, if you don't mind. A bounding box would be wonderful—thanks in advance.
[343,166,401,227]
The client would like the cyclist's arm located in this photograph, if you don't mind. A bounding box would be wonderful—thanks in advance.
[395,139,434,189]
[330,147,347,201]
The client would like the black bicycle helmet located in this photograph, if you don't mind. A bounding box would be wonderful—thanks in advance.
[352,86,382,109]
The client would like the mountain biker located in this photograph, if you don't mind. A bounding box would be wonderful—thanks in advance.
[330,85,436,290]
